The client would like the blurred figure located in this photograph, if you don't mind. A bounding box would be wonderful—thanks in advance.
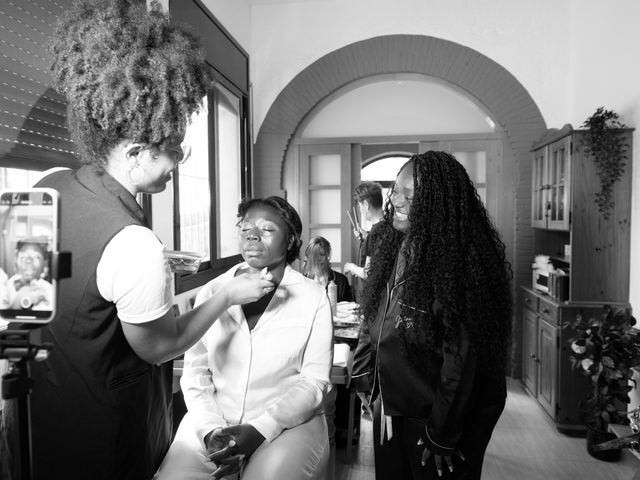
[304,236,360,452]
[353,152,512,480]
[303,236,352,302]
[157,196,333,480]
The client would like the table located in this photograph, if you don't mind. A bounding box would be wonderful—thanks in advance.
[330,302,362,467]
[333,301,361,344]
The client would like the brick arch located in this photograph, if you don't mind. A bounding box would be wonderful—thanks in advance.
[253,34,545,197]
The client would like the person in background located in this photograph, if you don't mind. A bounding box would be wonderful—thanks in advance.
[352,152,512,480]
[343,181,383,299]
[156,196,333,480]
[303,236,352,303]
[303,236,358,449]
[1,2,274,480]
[4,238,52,311]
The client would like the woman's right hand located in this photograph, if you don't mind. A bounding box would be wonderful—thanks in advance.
[343,262,356,275]
[205,428,244,479]
[221,268,274,307]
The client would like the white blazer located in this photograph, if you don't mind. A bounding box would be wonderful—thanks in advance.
[181,263,334,443]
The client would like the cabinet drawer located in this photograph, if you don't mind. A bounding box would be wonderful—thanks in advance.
[538,296,558,323]
[522,289,538,312]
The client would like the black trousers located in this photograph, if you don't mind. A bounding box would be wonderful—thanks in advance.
[372,397,505,480]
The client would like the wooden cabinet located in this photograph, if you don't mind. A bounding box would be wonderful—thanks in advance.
[523,124,634,432]
[530,124,634,303]
[521,306,538,395]
[537,318,557,418]
[521,287,606,433]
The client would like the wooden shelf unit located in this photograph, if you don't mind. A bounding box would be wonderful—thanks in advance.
[522,125,634,433]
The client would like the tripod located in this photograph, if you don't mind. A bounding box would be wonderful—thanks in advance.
[1,327,52,480]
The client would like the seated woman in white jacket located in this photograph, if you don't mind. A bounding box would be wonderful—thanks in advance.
[156,196,333,480]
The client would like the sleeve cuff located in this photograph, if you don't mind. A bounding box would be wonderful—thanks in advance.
[352,373,371,392]
[249,413,282,443]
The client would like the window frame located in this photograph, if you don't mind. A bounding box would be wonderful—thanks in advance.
[172,73,251,294]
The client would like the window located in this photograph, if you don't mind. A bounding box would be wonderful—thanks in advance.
[176,97,211,260]
[173,78,250,293]
[175,82,244,258]
[213,83,243,259]
[361,155,410,217]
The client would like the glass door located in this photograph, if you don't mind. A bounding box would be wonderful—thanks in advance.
[531,147,548,229]
[546,136,571,231]
[299,144,352,272]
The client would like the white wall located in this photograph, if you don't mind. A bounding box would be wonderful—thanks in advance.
[250,0,572,131]
[568,0,640,317]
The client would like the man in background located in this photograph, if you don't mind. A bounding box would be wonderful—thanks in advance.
[343,181,383,301]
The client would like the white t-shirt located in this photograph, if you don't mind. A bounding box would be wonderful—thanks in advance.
[96,225,173,324]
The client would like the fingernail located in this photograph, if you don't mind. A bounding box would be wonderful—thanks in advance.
[421,461,425,467]
[229,440,236,447]
[438,469,443,477]
[449,466,454,472]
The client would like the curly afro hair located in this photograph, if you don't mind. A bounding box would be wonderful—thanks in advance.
[361,151,513,379]
[51,0,209,167]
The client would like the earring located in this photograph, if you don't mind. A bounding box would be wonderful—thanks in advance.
[129,164,144,186]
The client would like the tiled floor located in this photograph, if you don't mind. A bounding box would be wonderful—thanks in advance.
[336,379,640,479]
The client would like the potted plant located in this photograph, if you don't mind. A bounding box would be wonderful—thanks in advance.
[580,107,630,220]
[564,305,640,461]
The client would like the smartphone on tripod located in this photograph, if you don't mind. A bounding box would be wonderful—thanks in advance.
[0,188,59,324]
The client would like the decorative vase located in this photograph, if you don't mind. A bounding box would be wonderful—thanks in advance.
[586,424,622,462]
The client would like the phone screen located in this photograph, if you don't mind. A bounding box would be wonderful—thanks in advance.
[0,189,59,323]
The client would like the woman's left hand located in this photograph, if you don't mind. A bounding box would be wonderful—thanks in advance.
[419,441,465,477]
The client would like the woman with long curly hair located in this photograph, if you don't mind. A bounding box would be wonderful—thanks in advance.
[1,2,273,480]
[352,151,512,480]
